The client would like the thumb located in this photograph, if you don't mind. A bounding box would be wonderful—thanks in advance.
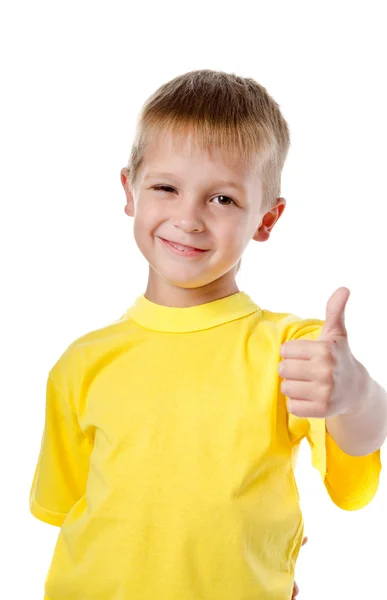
[319,287,350,341]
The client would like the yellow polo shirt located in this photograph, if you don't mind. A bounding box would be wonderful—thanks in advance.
[30,291,382,600]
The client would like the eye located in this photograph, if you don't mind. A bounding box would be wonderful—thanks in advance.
[152,186,235,206]
[211,195,235,206]
[153,185,176,193]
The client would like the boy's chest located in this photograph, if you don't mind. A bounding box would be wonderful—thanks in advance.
[81,336,291,490]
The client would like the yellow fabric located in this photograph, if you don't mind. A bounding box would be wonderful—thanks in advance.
[30,292,382,600]
[287,324,382,510]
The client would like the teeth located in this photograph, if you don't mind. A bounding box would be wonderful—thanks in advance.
[171,242,194,251]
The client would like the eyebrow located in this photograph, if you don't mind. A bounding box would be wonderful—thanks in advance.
[144,172,245,191]
[144,172,177,181]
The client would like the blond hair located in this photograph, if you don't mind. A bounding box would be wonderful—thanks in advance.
[126,69,290,214]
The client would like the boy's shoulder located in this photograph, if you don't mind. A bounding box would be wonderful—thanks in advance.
[258,306,325,342]
[48,310,131,386]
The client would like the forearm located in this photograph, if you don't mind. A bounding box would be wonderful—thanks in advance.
[326,364,387,456]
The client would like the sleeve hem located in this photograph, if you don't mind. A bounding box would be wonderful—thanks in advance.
[29,499,67,527]
[308,421,382,510]
[324,474,380,511]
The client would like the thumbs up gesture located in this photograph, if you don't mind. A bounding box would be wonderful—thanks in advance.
[279,287,365,419]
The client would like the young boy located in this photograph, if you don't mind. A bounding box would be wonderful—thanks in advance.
[30,69,384,600]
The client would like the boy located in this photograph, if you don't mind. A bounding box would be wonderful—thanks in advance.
[30,69,385,600]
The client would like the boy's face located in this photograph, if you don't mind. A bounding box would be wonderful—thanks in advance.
[121,130,285,303]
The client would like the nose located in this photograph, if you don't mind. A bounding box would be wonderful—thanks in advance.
[171,200,205,233]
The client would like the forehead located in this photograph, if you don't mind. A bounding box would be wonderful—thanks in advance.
[141,129,260,184]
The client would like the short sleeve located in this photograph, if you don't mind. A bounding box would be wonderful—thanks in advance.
[29,373,93,527]
[286,320,382,511]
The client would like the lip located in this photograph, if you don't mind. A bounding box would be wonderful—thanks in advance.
[158,237,209,257]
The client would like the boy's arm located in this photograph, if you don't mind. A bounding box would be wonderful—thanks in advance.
[282,287,387,457]
[326,365,387,456]
[30,372,92,527]
[285,317,382,510]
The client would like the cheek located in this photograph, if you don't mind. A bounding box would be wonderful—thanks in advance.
[132,213,151,253]
[133,203,161,235]
[217,219,248,250]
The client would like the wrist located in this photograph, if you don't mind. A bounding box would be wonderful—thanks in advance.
[342,360,371,418]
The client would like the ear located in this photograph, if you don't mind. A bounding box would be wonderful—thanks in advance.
[121,167,135,217]
[252,197,286,242]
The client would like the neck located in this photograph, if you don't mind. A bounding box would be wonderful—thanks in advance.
[144,267,240,308]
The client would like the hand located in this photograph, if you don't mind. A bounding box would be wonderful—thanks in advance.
[279,287,365,419]
[292,536,308,599]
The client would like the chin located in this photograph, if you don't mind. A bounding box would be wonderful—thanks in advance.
[156,263,234,290]
[160,272,213,289]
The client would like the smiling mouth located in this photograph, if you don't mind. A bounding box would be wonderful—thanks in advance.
[159,238,208,252]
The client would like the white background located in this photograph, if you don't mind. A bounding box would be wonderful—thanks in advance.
[1,1,386,598]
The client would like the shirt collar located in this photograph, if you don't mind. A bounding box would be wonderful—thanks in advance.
[126,291,261,333]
